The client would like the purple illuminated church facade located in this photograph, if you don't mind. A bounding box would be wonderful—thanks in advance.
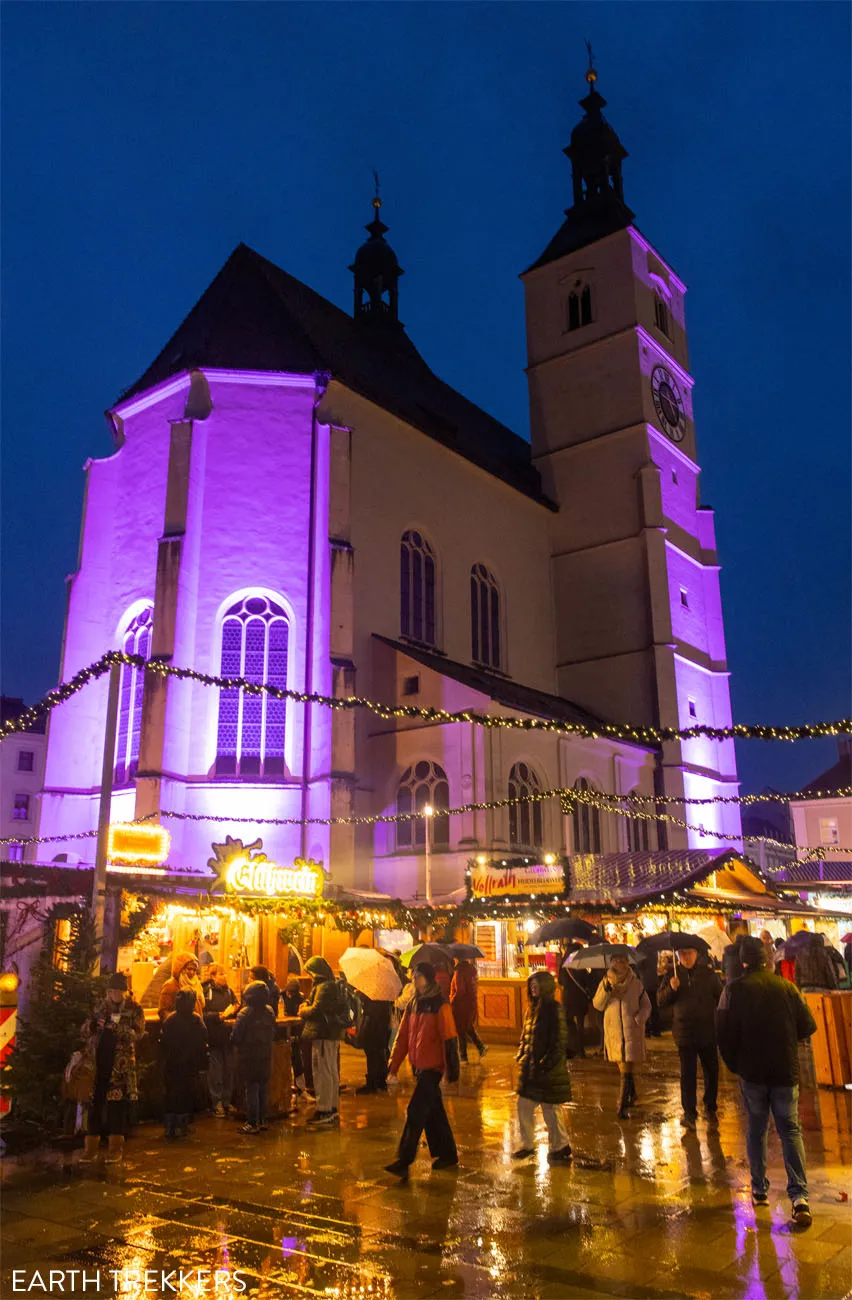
[38,70,742,896]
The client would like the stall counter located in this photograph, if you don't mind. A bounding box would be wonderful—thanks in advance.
[476,977,527,1042]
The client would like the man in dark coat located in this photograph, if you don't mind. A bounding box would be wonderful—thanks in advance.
[657,947,722,1129]
[558,955,591,1058]
[513,972,572,1163]
[159,989,209,1140]
[354,994,393,1094]
[717,936,817,1227]
[794,934,839,991]
[201,963,237,1116]
[231,980,276,1134]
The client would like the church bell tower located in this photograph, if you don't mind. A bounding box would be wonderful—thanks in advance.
[522,58,742,849]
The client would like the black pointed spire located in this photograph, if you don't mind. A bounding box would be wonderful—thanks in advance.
[527,53,634,271]
[350,173,404,325]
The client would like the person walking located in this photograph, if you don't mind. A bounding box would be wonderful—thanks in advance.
[558,961,591,1058]
[450,958,488,1063]
[158,952,205,1020]
[354,994,393,1094]
[794,934,839,992]
[657,947,722,1130]
[299,956,346,1126]
[384,962,460,1178]
[513,972,572,1163]
[201,962,237,1116]
[231,979,276,1134]
[717,935,817,1227]
[159,989,209,1139]
[593,955,651,1118]
[759,931,777,972]
[79,973,146,1165]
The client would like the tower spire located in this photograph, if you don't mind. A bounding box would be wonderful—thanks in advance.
[350,173,403,325]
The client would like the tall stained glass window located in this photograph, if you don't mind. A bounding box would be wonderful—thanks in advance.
[216,596,289,776]
[114,606,153,785]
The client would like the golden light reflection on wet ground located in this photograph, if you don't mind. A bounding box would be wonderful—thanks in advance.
[1,1040,849,1298]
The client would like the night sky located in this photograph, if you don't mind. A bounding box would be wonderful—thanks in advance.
[2,3,849,796]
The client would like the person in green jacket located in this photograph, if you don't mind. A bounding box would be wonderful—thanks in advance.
[299,956,346,1126]
[513,972,573,1163]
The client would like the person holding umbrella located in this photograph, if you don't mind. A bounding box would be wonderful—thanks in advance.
[657,938,722,1130]
[590,948,651,1118]
[339,947,402,1095]
[448,944,488,1063]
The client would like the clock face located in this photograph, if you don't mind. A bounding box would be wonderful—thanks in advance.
[651,365,686,442]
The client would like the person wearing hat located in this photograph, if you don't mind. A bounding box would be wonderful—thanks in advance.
[249,964,281,1017]
[201,962,237,1116]
[159,989,209,1139]
[592,954,651,1119]
[158,952,205,1021]
[79,973,145,1165]
[657,944,722,1130]
[231,980,277,1134]
[717,935,817,1227]
[384,962,460,1178]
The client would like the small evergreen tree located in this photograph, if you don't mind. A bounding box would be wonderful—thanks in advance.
[3,904,105,1134]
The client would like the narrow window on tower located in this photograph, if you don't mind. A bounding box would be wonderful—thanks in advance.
[566,281,592,332]
[680,587,689,608]
[688,699,697,720]
[470,564,501,669]
[654,293,670,337]
[400,530,437,647]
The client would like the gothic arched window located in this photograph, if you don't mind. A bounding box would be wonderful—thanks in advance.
[215,595,289,777]
[508,762,543,849]
[626,792,650,852]
[396,760,450,849]
[571,777,602,854]
[654,293,670,337]
[400,530,437,646]
[567,282,593,332]
[470,564,501,669]
[114,605,153,785]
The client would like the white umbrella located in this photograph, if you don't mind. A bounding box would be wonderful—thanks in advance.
[696,925,732,963]
[339,948,402,1001]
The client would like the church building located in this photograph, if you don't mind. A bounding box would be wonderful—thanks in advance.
[37,65,742,901]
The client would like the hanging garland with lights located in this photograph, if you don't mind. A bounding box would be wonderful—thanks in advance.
[2,649,850,745]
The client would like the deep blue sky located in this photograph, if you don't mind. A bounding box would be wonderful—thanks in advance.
[2,3,849,796]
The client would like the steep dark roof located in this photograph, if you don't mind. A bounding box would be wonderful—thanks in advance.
[799,751,851,796]
[526,198,634,273]
[373,635,646,743]
[116,244,552,509]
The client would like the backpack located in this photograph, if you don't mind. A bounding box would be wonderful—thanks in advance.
[336,976,362,1033]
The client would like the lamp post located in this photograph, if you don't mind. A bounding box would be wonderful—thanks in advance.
[423,804,434,905]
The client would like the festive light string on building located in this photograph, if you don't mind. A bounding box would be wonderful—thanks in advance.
[1,649,850,745]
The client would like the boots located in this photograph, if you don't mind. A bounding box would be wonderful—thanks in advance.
[617,1074,631,1119]
[625,1073,637,1105]
[79,1135,101,1163]
[104,1134,125,1164]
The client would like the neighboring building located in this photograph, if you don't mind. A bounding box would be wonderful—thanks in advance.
[0,699,46,864]
[741,791,797,876]
[37,64,740,900]
[788,738,852,865]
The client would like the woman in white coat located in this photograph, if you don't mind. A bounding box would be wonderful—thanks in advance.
[593,954,652,1118]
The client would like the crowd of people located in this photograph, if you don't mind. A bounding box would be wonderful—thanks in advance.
[69,926,849,1231]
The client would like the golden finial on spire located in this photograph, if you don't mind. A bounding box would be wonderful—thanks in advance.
[585,39,597,83]
[372,168,382,211]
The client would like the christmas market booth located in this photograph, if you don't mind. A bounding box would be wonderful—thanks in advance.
[458,849,844,1041]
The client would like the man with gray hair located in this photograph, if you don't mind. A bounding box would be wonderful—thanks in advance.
[717,935,817,1227]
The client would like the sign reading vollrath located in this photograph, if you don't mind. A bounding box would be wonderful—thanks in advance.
[470,862,564,898]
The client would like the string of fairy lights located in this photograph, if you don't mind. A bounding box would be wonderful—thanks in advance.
[1,648,850,746]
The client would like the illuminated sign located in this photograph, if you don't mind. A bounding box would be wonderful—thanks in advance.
[470,862,564,899]
[107,822,170,866]
[208,835,323,899]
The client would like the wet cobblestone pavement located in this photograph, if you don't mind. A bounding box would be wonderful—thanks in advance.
[2,1040,850,1299]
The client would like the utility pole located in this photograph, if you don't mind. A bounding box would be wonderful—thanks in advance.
[92,661,121,975]
[424,804,434,906]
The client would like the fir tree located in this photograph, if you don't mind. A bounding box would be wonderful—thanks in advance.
[3,905,105,1133]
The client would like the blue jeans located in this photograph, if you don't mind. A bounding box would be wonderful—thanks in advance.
[208,1048,232,1108]
[741,1081,808,1202]
[245,1080,267,1128]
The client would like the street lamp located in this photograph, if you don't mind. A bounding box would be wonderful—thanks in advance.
[423,804,434,904]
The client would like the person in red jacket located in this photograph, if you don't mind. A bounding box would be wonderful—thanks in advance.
[384,963,460,1178]
[450,959,488,1062]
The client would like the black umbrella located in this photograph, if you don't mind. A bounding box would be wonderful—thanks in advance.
[527,917,599,945]
[445,942,486,960]
[636,930,710,955]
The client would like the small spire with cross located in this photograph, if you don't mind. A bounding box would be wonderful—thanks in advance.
[372,168,382,211]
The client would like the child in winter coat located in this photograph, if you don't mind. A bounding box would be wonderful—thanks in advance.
[159,989,209,1139]
[593,955,651,1118]
[231,980,276,1134]
[514,972,572,1162]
